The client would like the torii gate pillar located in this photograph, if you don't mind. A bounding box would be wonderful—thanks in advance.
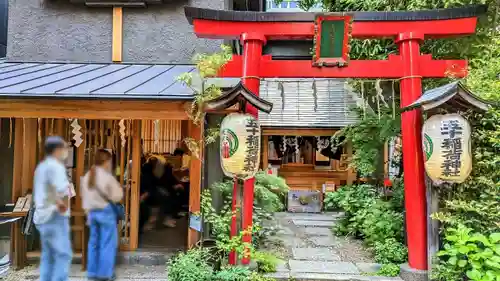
[397,32,428,270]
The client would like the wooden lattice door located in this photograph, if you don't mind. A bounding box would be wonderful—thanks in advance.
[79,120,141,259]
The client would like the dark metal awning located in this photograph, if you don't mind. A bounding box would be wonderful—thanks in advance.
[0,61,239,100]
[405,81,490,112]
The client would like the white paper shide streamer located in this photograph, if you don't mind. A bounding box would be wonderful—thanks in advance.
[154,120,160,147]
[119,119,126,147]
[71,119,83,147]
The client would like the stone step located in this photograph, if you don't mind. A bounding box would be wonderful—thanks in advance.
[266,272,403,281]
[289,260,360,274]
[293,220,337,227]
[282,212,344,222]
[117,251,176,266]
[292,247,341,261]
[27,250,176,266]
[301,227,334,236]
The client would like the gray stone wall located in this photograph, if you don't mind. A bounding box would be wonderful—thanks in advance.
[7,0,224,63]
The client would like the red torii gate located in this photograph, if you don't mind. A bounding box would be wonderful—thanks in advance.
[184,5,485,271]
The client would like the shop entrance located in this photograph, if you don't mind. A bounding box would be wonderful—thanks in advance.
[136,120,190,252]
[0,98,203,269]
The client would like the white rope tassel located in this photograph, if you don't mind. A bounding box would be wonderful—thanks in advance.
[119,119,126,148]
[312,80,318,112]
[278,81,285,110]
[71,119,83,147]
[361,82,366,119]
[153,119,160,149]
[375,79,388,108]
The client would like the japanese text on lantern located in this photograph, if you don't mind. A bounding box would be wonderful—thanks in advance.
[440,119,463,177]
[244,118,259,173]
[220,113,261,180]
[422,114,472,184]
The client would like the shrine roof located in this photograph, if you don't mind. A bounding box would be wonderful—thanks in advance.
[405,81,490,112]
[184,5,487,24]
[0,61,238,100]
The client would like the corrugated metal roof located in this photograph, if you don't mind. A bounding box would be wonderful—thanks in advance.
[258,79,359,128]
[0,62,360,127]
[0,62,197,99]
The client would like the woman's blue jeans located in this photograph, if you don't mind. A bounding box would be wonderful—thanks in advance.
[36,213,72,281]
[87,204,118,279]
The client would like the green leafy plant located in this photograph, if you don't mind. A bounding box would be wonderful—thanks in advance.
[205,172,289,246]
[254,251,282,273]
[213,266,252,281]
[167,248,214,281]
[331,107,401,179]
[432,224,500,281]
[323,190,344,211]
[177,45,232,126]
[177,45,232,158]
[197,173,286,276]
[373,238,408,264]
[361,201,404,245]
[375,263,401,277]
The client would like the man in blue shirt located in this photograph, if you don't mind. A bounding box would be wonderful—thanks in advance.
[33,136,72,281]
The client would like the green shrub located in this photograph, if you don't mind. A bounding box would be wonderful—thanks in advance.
[373,238,408,264]
[167,248,213,281]
[331,184,405,247]
[375,263,401,277]
[254,251,281,273]
[432,225,500,281]
[361,202,404,245]
[323,191,342,211]
[203,172,289,248]
[213,266,252,281]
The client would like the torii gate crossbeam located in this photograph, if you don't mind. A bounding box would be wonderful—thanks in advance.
[184,5,485,271]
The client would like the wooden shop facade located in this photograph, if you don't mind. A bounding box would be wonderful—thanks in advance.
[0,62,205,268]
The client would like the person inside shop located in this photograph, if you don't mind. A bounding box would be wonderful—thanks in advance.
[172,148,190,212]
[139,156,183,231]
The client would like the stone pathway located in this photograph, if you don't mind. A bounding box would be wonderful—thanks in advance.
[2,264,167,281]
[263,212,403,281]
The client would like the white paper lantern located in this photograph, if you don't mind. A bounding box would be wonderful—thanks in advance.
[220,113,261,180]
[422,113,472,184]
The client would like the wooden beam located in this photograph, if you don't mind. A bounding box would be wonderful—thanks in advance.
[0,99,190,120]
[262,127,337,136]
[112,7,123,62]
[10,119,24,270]
[21,119,37,195]
[129,120,142,251]
[187,121,203,248]
[11,119,24,202]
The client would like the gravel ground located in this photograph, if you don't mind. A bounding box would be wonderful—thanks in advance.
[2,264,168,281]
